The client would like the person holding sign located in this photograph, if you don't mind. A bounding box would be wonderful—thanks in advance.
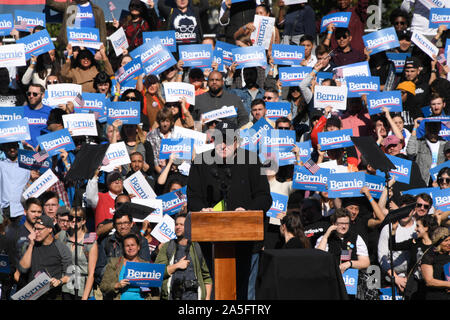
[21,51,60,88]
[327,27,366,67]
[100,233,159,300]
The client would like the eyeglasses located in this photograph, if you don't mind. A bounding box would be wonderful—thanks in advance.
[416,203,430,210]
[263,96,274,100]
[47,80,58,85]
[125,96,138,101]
[437,177,450,184]
[26,91,40,97]
[68,216,83,222]
[395,21,406,25]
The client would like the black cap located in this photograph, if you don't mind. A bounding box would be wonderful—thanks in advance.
[36,215,54,228]
[106,171,122,186]
[405,56,421,69]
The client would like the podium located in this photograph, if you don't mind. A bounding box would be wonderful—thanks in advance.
[190,210,264,300]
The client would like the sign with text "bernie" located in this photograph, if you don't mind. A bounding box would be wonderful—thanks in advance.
[159,138,194,161]
[16,29,54,61]
[0,14,13,36]
[279,66,312,87]
[67,27,101,50]
[232,46,267,69]
[429,8,450,28]
[106,101,140,125]
[0,118,30,143]
[317,129,354,151]
[267,192,289,218]
[432,188,450,211]
[14,10,45,32]
[124,261,165,288]
[62,113,98,137]
[345,76,380,98]
[363,27,400,55]
[265,102,291,121]
[37,128,75,157]
[18,148,51,173]
[327,172,366,198]
[271,44,305,66]
[178,44,213,68]
[259,129,296,154]
[293,165,330,192]
[366,91,403,115]
[156,186,187,216]
[386,52,411,74]
[0,106,24,121]
[215,41,237,67]
[143,31,177,52]
[0,43,26,68]
[75,92,107,123]
[22,168,59,200]
[100,141,131,172]
[376,154,412,184]
[314,85,348,110]
[115,57,143,85]
[151,214,176,243]
[124,170,157,200]
[320,12,352,33]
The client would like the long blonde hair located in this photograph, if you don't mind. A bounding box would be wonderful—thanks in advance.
[432,227,449,253]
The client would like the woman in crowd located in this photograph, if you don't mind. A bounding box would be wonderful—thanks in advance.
[22,50,60,87]
[280,212,311,249]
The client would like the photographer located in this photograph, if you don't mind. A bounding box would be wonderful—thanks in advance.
[155,213,212,300]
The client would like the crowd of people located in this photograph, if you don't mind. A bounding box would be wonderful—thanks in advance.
[0,0,449,301]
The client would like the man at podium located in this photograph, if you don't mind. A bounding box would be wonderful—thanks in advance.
[187,120,272,300]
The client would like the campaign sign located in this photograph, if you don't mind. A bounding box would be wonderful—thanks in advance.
[314,85,348,110]
[109,27,129,56]
[131,37,163,64]
[386,52,411,74]
[124,262,165,288]
[363,27,399,55]
[379,287,403,300]
[334,61,371,79]
[172,126,208,148]
[320,12,352,32]
[318,160,348,173]
[106,101,140,125]
[402,187,441,198]
[249,117,273,147]
[215,41,238,67]
[444,262,450,282]
[23,168,59,200]
[376,154,412,184]
[296,140,313,162]
[267,192,289,218]
[143,48,177,76]
[232,46,267,69]
[0,106,24,121]
[37,129,75,157]
[271,44,305,66]
[18,148,51,173]
[178,44,213,68]
[151,214,176,243]
[17,29,55,61]
[366,91,403,115]
[100,142,131,172]
[411,31,439,59]
[131,198,163,223]
[279,66,312,87]
[364,174,385,199]
[265,102,291,121]
[212,49,225,72]
[316,71,334,85]
[260,150,297,167]
[62,113,98,137]
[318,129,354,151]
[111,78,137,97]
[46,84,82,106]
[143,31,177,52]
[0,254,10,274]
[429,160,450,181]
[124,171,157,200]
[327,172,365,198]
[14,10,45,32]
[342,268,358,295]
[238,128,257,152]
[293,165,330,192]
[163,82,195,106]
[433,188,450,211]
[201,106,237,123]
[0,119,30,144]
[115,58,143,85]
[346,76,380,98]
[0,43,26,68]
[429,8,450,28]
[159,138,193,160]
[11,272,51,300]
[251,15,275,50]
[418,0,446,9]
[76,92,107,123]
[67,27,101,49]
[156,186,187,216]
[0,14,13,36]
[259,129,296,154]
[283,0,308,4]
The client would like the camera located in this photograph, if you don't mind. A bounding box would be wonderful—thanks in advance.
[171,278,199,300]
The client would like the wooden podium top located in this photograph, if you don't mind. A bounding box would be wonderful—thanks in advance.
[190,210,264,242]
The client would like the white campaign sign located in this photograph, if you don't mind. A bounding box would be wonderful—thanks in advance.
[251,15,275,50]
[124,171,157,200]
[201,106,237,123]
[131,198,163,223]
[109,27,129,57]
[46,84,82,106]
[314,85,348,110]
[172,126,207,147]
[411,32,439,59]
[0,43,26,68]
[11,272,51,300]
[23,169,59,200]
[151,214,176,243]
[163,82,195,105]
[100,141,131,172]
[62,113,98,136]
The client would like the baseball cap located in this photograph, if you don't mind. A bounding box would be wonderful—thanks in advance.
[106,171,123,186]
[212,120,239,145]
[383,135,401,148]
[404,56,421,69]
[36,215,54,228]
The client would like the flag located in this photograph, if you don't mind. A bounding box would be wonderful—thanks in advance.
[83,232,97,244]
[74,93,84,107]
[102,155,110,166]
[33,149,49,162]
[109,1,116,11]
[340,249,352,262]
[304,158,320,174]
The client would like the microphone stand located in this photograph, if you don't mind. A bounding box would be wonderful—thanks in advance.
[384,171,396,300]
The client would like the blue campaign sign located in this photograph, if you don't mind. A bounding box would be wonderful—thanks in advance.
[366,91,403,115]
[131,37,163,64]
[266,150,297,167]
[178,44,213,68]
[433,188,450,211]
[296,140,312,162]
[239,128,257,152]
[76,92,107,123]
[293,165,330,192]
[14,10,45,32]
[320,12,352,32]
[316,72,334,85]
[267,192,289,218]
[143,49,177,76]
[318,128,354,151]
[271,44,305,66]
[429,160,450,181]
[67,27,100,44]
[115,57,143,84]
[17,29,55,61]
[249,117,273,147]
[327,172,366,198]
[265,102,291,121]
[346,76,380,98]
[376,154,412,184]
[232,46,267,69]
[0,106,24,121]
[143,31,177,52]
[212,49,225,72]
[386,52,411,74]
[342,268,358,295]
[260,129,296,154]
[402,187,441,198]
[416,116,450,141]
[279,66,312,87]
[429,8,450,28]
[379,287,403,300]
[156,186,187,216]
[444,262,450,282]
[363,27,399,55]
[0,254,10,274]
[159,138,194,160]
[106,101,140,125]
[0,14,13,36]
[123,262,165,288]
[18,148,52,173]
[37,128,75,156]
[215,41,238,66]
[0,119,30,144]
[421,106,432,117]
[364,174,385,199]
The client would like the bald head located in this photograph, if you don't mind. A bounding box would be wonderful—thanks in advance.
[208,71,224,95]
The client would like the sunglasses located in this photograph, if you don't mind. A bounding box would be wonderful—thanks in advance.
[416,203,430,210]
[277,126,291,130]
[263,96,274,100]
[68,216,83,222]
[125,96,138,101]
[336,34,348,40]
[438,177,450,184]
[26,91,40,97]
[47,80,59,85]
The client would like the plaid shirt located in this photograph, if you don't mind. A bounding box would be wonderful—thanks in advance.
[123,18,150,50]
